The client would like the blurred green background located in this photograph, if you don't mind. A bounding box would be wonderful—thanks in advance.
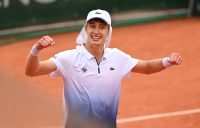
[0,0,200,44]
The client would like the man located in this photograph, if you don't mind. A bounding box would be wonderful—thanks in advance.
[25,9,182,128]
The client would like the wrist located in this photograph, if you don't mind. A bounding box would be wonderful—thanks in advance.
[31,44,40,56]
[162,57,172,68]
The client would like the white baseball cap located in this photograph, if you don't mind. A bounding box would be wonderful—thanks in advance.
[76,9,112,48]
[86,9,111,25]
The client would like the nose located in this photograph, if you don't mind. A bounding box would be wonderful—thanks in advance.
[93,27,100,34]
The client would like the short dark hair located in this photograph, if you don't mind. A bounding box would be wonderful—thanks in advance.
[87,18,107,25]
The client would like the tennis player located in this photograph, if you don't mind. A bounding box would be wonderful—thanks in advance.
[25,9,182,128]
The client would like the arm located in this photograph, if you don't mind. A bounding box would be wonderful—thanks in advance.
[25,36,57,77]
[132,53,182,74]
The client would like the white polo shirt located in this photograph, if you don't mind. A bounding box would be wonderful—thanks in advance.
[50,45,138,128]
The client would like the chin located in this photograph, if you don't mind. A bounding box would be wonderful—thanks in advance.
[90,40,103,46]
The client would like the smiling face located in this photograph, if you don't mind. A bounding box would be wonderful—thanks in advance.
[85,18,109,48]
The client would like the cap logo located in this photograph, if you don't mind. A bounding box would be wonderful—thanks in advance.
[95,11,101,14]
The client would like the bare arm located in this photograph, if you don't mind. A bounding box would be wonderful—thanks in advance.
[132,53,182,74]
[25,36,57,77]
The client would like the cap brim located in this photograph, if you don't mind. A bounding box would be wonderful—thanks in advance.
[87,17,110,25]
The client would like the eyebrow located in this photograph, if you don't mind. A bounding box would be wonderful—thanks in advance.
[88,21,108,28]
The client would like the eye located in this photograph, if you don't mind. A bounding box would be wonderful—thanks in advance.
[99,25,105,29]
[89,24,96,29]
[100,26,106,29]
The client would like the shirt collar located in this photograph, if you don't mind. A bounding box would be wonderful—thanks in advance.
[76,45,111,60]
[103,48,111,59]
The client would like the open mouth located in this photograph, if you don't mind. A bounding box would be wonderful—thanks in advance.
[91,35,102,41]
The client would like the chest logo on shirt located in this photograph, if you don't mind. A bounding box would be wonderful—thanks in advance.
[110,67,115,71]
[81,67,87,73]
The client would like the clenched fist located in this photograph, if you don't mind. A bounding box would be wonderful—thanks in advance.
[168,52,182,65]
[31,35,55,56]
[35,35,55,50]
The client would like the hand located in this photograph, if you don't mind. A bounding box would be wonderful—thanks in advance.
[35,35,55,50]
[168,53,182,65]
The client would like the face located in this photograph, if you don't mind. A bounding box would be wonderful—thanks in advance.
[85,19,109,48]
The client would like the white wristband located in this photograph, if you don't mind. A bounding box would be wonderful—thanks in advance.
[162,57,172,68]
[31,45,40,56]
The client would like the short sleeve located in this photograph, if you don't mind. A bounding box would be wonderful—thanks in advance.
[113,48,139,77]
[125,58,139,77]
[49,52,65,78]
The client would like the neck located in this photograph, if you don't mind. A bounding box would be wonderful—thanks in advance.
[84,44,104,63]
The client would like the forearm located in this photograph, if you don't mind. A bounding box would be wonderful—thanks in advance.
[145,59,167,74]
[25,36,56,76]
[25,52,41,76]
[132,52,183,74]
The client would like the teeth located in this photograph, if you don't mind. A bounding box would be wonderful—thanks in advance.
[92,36,101,39]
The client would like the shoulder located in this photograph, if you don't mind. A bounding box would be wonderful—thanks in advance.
[105,48,138,64]
[105,48,130,57]
[53,48,79,59]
